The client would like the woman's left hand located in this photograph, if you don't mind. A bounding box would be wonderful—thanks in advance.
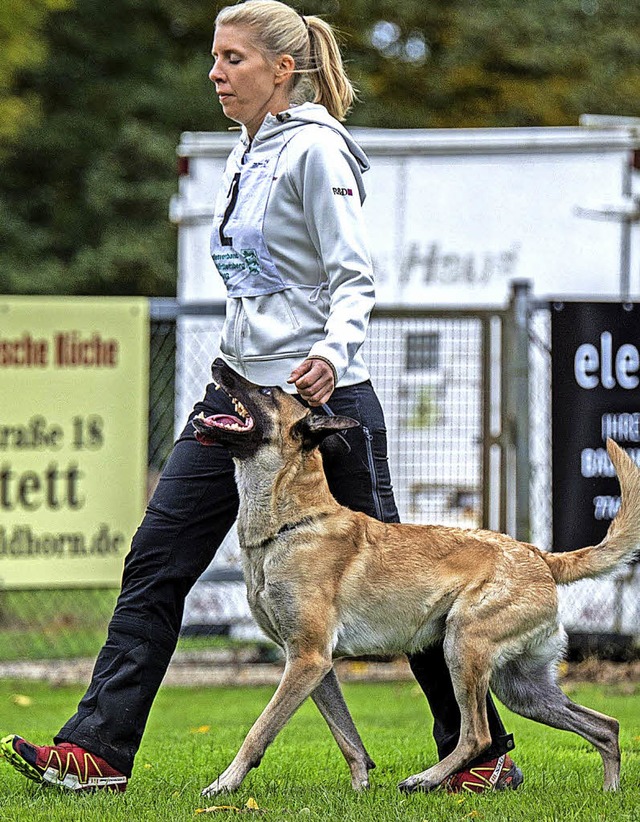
[288,358,335,406]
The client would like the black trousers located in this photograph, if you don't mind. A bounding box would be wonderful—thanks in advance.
[56,378,513,775]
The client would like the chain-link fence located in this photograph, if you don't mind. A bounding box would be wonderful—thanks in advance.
[2,294,638,661]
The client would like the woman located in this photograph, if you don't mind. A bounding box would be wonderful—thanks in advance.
[2,0,521,795]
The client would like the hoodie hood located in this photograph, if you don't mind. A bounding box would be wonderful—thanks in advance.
[243,102,370,174]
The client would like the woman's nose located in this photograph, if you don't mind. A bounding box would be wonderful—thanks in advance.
[209,61,223,83]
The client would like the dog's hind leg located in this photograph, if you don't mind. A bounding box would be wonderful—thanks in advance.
[398,623,494,793]
[202,650,332,796]
[311,668,376,790]
[492,657,620,790]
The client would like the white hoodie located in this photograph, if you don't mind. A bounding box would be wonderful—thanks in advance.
[210,102,375,388]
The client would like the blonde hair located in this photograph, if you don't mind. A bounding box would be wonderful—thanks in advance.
[215,0,356,121]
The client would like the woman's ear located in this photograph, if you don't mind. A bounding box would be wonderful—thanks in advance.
[274,53,295,85]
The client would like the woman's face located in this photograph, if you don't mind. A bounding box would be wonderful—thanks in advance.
[210,24,293,138]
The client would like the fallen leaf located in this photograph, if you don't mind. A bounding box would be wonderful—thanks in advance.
[191,725,212,734]
[195,799,265,815]
[195,805,242,814]
[11,694,33,708]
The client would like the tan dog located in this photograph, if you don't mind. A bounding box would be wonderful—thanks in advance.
[193,359,640,796]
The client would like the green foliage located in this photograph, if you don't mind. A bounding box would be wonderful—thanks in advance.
[0,0,222,296]
[311,0,640,127]
[0,0,70,144]
[0,1,639,296]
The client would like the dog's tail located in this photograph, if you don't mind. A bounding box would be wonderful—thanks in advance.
[543,439,640,585]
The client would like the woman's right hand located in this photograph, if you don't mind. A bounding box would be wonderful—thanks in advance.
[288,358,335,406]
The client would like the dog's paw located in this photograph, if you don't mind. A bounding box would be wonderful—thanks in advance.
[397,772,439,794]
[350,775,370,792]
[201,778,233,797]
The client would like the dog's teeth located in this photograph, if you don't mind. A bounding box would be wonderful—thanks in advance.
[231,398,248,420]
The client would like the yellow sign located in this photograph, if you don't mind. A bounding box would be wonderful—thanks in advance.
[0,297,149,588]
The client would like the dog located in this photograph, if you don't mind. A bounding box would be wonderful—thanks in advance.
[192,359,640,796]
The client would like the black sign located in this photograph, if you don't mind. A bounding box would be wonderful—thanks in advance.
[551,302,640,551]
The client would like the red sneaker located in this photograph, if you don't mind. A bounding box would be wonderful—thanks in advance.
[443,754,523,793]
[1,734,128,792]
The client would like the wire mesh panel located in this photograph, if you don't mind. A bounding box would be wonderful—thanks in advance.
[364,314,485,528]
[148,317,177,494]
[173,314,254,635]
[174,314,244,578]
[0,588,119,661]
[174,310,488,533]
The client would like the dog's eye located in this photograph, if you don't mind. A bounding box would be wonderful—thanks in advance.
[259,387,272,396]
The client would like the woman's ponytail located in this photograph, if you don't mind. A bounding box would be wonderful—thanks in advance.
[305,16,356,121]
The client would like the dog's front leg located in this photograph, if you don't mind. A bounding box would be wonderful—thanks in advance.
[202,651,332,796]
[312,668,376,790]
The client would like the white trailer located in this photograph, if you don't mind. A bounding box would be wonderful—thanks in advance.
[171,118,640,309]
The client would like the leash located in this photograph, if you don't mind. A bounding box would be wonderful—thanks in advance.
[319,402,351,455]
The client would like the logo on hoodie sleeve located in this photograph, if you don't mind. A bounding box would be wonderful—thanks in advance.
[332,186,353,196]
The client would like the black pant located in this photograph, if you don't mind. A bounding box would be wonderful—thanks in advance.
[56,378,513,775]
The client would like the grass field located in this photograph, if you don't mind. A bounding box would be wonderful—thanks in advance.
[0,678,639,821]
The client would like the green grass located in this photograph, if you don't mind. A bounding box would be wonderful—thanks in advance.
[0,589,119,660]
[0,588,268,660]
[0,679,639,821]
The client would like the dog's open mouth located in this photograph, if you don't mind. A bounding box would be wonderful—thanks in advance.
[192,387,254,445]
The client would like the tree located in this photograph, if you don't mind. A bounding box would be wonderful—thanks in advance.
[313,0,640,127]
[0,0,221,296]
[0,0,638,296]
[0,0,69,146]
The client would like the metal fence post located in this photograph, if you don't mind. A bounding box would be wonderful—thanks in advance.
[505,279,532,541]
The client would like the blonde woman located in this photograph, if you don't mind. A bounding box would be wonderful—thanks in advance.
[2,1,521,795]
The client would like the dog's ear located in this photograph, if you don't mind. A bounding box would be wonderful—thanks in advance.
[292,413,359,451]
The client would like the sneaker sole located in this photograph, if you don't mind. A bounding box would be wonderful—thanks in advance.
[1,735,45,784]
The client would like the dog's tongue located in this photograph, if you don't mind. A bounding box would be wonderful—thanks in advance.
[211,414,241,426]
[196,413,242,428]
[193,413,247,445]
